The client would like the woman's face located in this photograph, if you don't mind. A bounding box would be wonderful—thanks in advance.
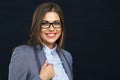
[40,11,62,48]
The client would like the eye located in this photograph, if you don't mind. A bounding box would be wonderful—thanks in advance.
[41,21,49,26]
[53,21,61,26]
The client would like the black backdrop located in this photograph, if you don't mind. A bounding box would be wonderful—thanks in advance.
[0,0,119,80]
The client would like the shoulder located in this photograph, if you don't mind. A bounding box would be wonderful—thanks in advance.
[13,45,33,52]
[60,49,73,63]
[61,49,72,57]
[11,45,34,62]
[12,45,33,55]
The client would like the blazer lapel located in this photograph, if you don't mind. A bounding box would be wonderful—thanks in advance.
[58,50,72,80]
[36,45,47,67]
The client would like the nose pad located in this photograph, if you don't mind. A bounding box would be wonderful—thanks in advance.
[49,24,54,31]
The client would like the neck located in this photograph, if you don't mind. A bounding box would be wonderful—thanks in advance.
[45,43,55,49]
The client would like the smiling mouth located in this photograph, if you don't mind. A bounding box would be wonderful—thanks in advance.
[46,33,56,38]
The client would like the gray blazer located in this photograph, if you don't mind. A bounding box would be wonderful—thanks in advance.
[9,45,73,80]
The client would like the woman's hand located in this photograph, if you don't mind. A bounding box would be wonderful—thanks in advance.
[39,61,55,80]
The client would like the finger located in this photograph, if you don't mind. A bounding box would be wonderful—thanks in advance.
[47,64,54,71]
[48,64,53,67]
[48,64,55,77]
[47,64,53,68]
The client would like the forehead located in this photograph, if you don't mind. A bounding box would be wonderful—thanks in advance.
[42,11,60,21]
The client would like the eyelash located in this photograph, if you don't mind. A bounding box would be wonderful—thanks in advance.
[41,21,61,25]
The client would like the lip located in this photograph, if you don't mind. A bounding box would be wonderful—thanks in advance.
[45,33,57,38]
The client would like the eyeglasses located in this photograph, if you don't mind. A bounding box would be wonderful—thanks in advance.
[41,20,61,29]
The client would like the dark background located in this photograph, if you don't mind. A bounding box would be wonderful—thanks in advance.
[0,0,119,80]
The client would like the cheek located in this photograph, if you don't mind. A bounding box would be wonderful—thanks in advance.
[56,29,62,39]
[40,30,45,38]
[58,29,62,35]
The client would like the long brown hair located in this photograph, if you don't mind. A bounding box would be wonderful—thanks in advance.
[27,2,65,49]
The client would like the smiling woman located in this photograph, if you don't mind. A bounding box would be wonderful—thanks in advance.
[9,2,73,80]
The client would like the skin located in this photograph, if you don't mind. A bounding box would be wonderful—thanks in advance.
[39,11,62,80]
[40,61,54,80]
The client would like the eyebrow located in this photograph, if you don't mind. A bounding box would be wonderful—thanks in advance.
[41,20,60,22]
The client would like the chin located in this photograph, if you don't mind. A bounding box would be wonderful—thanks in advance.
[47,41,56,44]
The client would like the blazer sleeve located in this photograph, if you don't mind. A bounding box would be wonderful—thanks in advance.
[8,46,41,80]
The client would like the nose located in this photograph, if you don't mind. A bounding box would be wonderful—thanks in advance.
[49,24,54,31]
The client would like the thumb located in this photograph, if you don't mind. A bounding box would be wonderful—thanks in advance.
[42,60,48,67]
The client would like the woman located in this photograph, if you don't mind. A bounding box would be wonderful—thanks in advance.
[9,2,73,80]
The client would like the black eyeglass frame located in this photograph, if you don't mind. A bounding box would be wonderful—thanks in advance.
[40,20,62,29]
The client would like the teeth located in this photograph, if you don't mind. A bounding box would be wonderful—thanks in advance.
[47,33,55,37]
